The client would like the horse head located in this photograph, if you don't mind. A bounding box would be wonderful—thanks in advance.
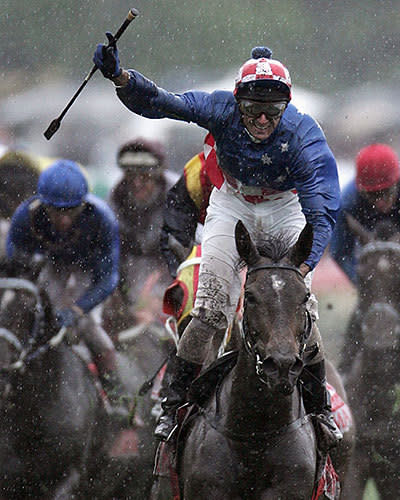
[235,220,313,395]
[0,257,57,372]
[348,216,400,351]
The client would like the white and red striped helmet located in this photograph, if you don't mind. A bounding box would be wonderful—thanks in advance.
[234,47,292,101]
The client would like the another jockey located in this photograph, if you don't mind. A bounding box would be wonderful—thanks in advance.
[102,138,171,332]
[93,42,343,446]
[0,151,43,256]
[6,160,126,414]
[330,143,400,375]
[161,149,213,277]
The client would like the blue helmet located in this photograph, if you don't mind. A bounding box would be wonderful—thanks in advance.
[38,160,88,208]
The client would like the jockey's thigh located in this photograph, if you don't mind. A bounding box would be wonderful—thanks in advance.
[191,187,249,331]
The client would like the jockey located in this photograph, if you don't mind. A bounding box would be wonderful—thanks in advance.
[93,42,343,445]
[0,151,42,257]
[102,138,171,332]
[330,144,400,375]
[6,160,126,413]
[330,144,400,283]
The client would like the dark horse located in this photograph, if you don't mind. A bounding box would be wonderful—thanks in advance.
[0,258,110,499]
[179,221,319,500]
[341,217,400,499]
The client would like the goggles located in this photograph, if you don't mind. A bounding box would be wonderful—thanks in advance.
[238,100,287,119]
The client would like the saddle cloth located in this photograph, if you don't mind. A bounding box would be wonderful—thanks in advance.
[327,382,353,434]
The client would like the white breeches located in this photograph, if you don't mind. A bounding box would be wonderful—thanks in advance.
[191,183,315,330]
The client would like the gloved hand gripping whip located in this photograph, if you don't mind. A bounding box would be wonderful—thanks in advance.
[43,8,139,141]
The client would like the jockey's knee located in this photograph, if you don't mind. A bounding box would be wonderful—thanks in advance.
[177,316,219,365]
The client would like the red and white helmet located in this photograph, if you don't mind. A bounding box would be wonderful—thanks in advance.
[234,47,292,101]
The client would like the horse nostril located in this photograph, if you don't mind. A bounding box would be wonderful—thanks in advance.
[262,356,279,376]
[289,357,304,377]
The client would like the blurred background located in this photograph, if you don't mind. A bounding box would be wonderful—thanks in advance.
[2,0,399,360]
[2,1,398,497]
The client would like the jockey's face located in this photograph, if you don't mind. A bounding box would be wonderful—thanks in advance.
[45,204,85,232]
[239,99,287,141]
[125,169,161,203]
[361,184,398,214]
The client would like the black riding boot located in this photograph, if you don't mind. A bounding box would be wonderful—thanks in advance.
[154,355,201,441]
[301,360,343,452]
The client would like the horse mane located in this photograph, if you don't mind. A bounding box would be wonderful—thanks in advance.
[257,231,293,262]
[238,231,293,270]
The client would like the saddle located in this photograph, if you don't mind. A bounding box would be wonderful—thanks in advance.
[187,350,239,406]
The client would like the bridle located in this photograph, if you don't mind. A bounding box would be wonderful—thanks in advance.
[358,241,400,350]
[240,263,313,386]
[359,240,400,259]
[0,277,63,373]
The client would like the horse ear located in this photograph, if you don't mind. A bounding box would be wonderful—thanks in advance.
[235,220,260,266]
[289,223,313,267]
[345,212,373,246]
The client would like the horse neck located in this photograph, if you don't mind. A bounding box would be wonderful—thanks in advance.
[18,346,64,402]
[224,349,300,435]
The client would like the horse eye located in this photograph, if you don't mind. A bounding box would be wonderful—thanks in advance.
[302,292,310,304]
[246,292,257,305]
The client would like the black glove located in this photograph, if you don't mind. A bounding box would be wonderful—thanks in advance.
[93,32,122,79]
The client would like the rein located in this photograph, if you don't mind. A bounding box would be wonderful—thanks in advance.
[198,405,313,448]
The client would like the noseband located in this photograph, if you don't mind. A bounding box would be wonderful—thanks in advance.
[241,263,313,386]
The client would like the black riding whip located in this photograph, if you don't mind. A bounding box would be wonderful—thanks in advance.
[43,8,139,140]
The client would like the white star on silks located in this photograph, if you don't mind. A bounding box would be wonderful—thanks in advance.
[261,153,272,165]
[280,142,289,153]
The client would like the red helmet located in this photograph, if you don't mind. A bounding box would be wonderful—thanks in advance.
[356,144,400,192]
[234,47,292,101]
